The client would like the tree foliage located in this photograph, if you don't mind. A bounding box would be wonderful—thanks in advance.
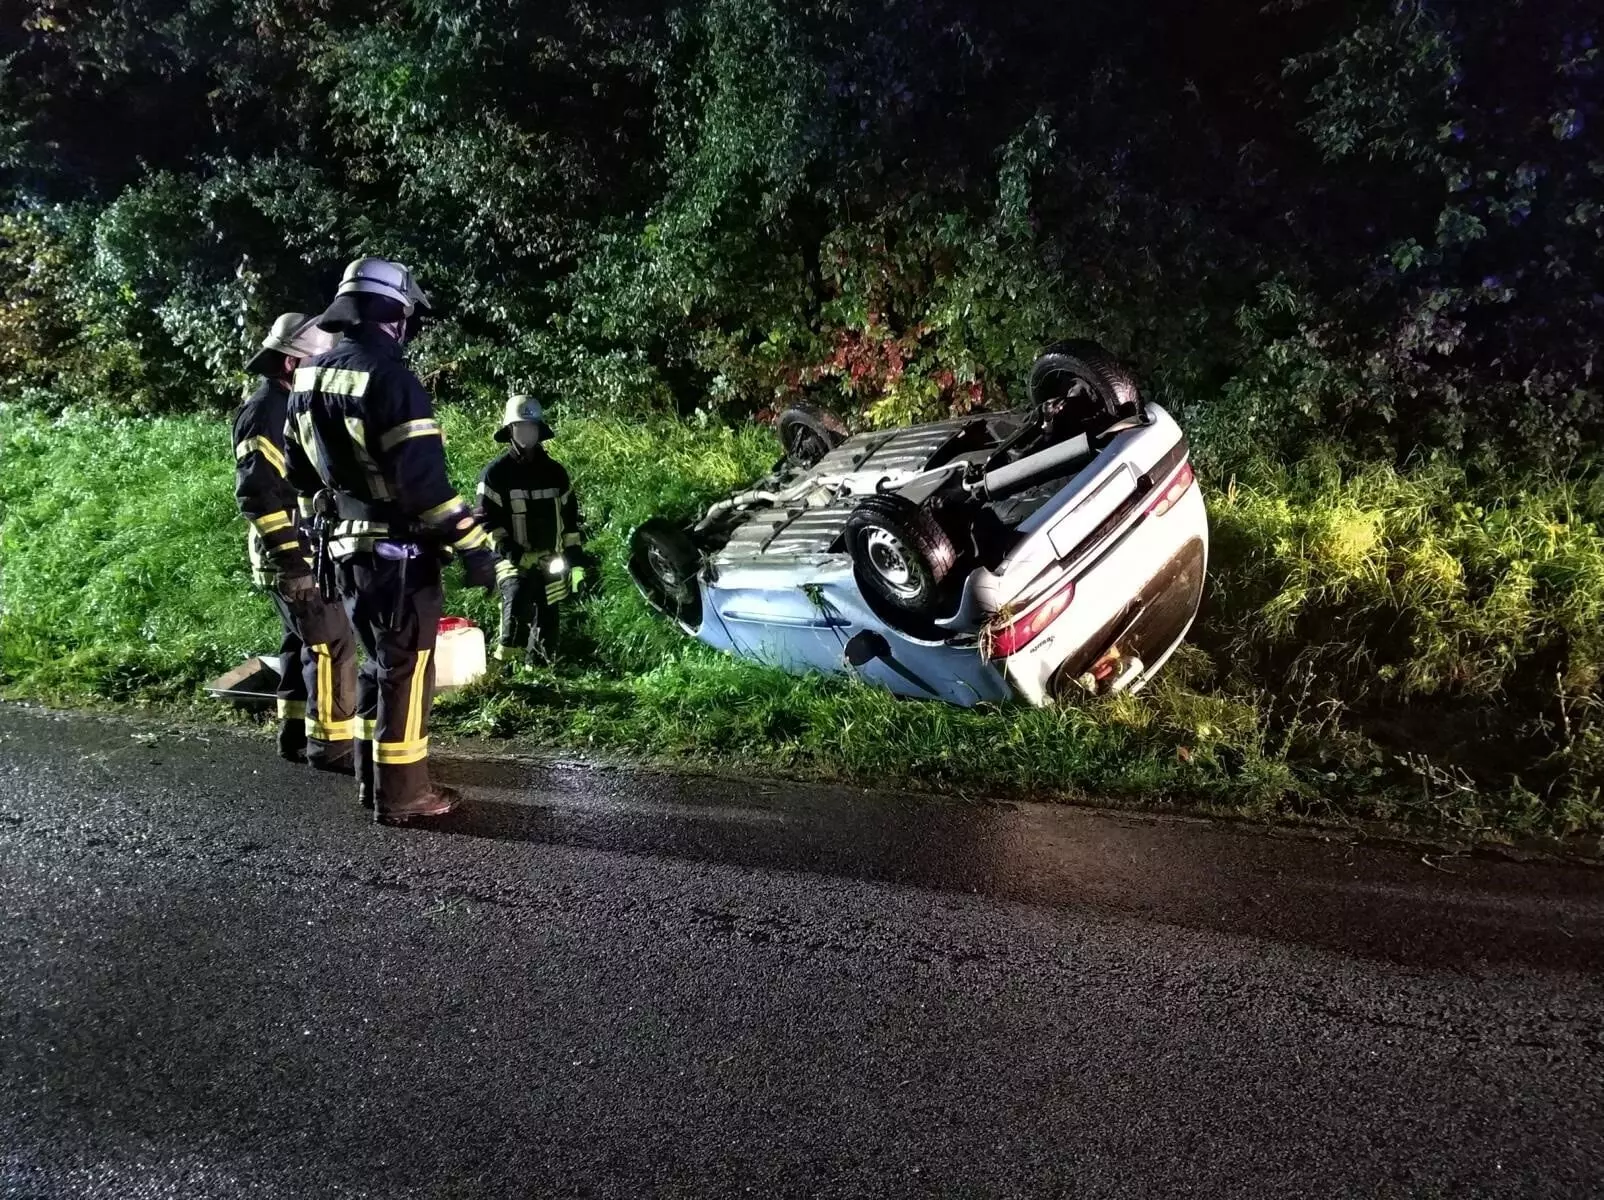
[0,0,1599,465]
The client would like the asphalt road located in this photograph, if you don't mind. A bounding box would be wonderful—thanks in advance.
[1,704,1602,1199]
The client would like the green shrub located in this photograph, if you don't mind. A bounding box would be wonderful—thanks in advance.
[6,1,1599,462]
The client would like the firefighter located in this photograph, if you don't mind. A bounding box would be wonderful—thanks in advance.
[232,311,359,771]
[284,257,499,823]
[476,395,591,665]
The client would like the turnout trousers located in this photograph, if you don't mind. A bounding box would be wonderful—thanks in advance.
[268,587,358,769]
[496,571,561,665]
[339,552,444,807]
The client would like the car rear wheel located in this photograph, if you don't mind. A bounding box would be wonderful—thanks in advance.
[1027,340,1142,431]
[628,518,703,628]
[777,405,848,469]
[844,494,959,617]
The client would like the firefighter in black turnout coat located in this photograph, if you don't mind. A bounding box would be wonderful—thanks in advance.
[284,258,499,823]
[477,396,590,664]
[231,312,358,770]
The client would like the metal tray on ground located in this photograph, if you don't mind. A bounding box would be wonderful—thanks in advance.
[205,655,281,711]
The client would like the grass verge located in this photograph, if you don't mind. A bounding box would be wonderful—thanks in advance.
[2,406,1600,846]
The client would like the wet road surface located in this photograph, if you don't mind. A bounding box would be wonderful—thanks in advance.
[1,703,1602,1197]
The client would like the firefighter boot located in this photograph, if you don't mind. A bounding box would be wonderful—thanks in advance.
[277,719,308,764]
[374,784,460,825]
[307,740,356,776]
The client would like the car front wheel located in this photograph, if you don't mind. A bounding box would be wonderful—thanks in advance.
[628,518,704,629]
[777,405,848,469]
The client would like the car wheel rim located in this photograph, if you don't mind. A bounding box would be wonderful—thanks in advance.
[790,428,826,464]
[864,528,921,599]
[647,544,678,588]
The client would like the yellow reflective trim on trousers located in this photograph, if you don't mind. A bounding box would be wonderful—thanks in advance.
[407,648,432,744]
[357,718,378,741]
[251,510,294,535]
[311,642,334,733]
[277,699,306,720]
[307,643,350,743]
[375,738,429,765]
[378,419,441,451]
[294,366,371,398]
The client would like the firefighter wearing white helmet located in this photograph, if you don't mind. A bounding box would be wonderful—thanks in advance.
[232,311,358,771]
[282,257,501,823]
[476,393,593,664]
[317,256,433,331]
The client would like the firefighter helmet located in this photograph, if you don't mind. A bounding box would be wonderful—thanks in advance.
[334,256,432,314]
[317,256,433,333]
[246,312,336,375]
[495,394,555,443]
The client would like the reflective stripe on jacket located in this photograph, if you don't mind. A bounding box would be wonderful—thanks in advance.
[282,327,492,561]
[231,377,310,586]
[477,447,582,597]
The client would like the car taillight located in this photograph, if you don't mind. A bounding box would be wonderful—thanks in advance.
[987,577,1076,659]
[1144,461,1195,519]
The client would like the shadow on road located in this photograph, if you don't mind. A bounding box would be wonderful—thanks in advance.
[425,754,1604,974]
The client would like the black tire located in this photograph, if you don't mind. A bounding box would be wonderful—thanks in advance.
[628,518,703,629]
[1026,339,1141,425]
[777,405,849,469]
[844,494,960,617]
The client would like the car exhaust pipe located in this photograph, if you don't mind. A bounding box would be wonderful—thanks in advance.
[980,433,1092,501]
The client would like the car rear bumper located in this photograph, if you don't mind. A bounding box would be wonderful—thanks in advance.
[997,484,1208,705]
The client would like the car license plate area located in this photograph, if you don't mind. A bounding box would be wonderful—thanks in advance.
[1046,465,1137,562]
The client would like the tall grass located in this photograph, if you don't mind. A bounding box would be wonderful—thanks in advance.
[1,407,1600,842]
[1208,450,1604,701]
[0,416,277,698]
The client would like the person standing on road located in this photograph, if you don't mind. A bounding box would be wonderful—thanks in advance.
[476,395,592,665]
[232,312,359,771]
[283,258,499,823]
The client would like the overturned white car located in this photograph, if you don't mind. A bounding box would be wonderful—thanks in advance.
[629,341,1208,706]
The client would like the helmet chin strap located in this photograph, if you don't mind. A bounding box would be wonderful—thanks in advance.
[375,317,408,345]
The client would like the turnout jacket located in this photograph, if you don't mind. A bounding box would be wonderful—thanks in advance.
[282,327,493,562]
[232,377,310,585]
[476,447,583,578]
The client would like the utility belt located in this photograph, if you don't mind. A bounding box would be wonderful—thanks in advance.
[332,494,428,540]
[308,490,444,607]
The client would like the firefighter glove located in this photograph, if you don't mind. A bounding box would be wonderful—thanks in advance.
[460,546,499,592]
[279,572,318,601]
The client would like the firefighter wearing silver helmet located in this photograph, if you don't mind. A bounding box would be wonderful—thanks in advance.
[232,312,359,771]
[283,257,501,823]
[477,393,592,664]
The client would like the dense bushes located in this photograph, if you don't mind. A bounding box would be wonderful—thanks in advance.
[2,0,1599,462]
